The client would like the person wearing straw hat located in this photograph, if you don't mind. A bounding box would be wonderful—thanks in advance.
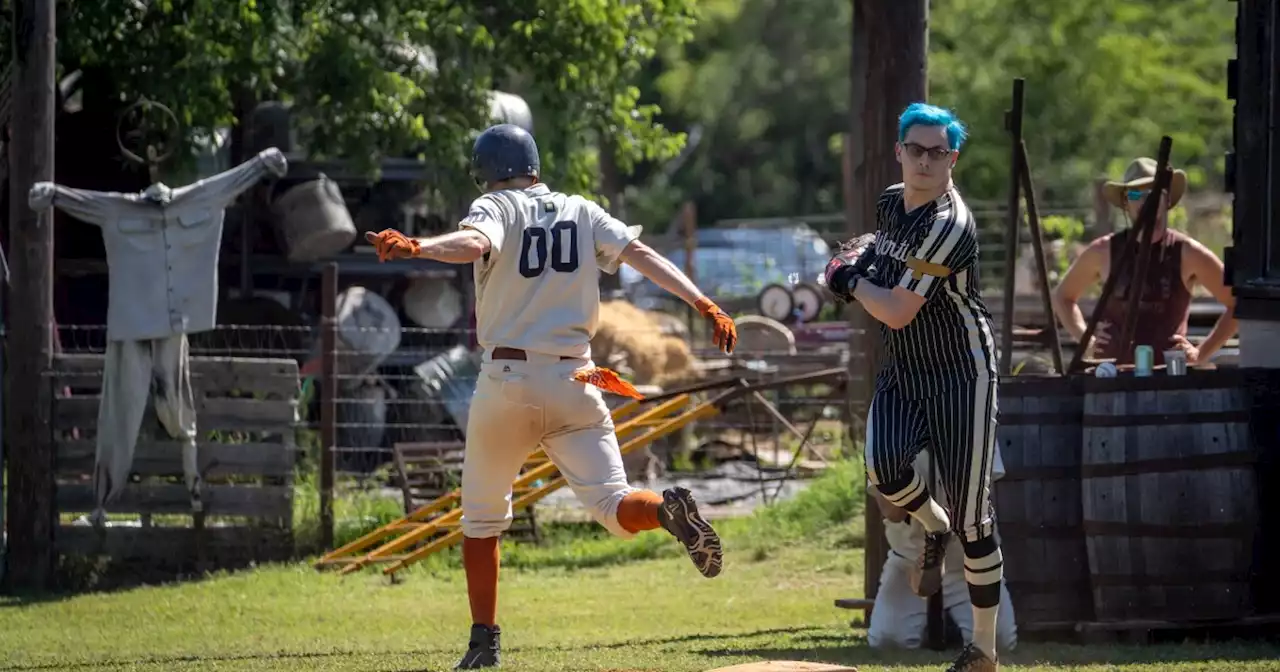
[1050,157,1237,367]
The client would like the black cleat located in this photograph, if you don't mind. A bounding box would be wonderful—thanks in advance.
[658,487,723,578]
[911,530,951,598]
[455,624,501,669]
[946,643,998,671]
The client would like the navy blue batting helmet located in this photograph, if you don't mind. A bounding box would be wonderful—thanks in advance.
[470,124,540,184]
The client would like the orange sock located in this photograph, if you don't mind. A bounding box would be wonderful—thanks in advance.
[462,536,501,626]
[617,490,663,533]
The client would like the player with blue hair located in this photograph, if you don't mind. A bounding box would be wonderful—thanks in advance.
[826,102,1003,671]
[899,102,969,151]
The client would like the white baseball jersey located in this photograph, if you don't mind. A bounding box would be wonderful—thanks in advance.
[459,183,638,359]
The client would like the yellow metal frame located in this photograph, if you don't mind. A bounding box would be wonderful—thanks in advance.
[314,391,720,577]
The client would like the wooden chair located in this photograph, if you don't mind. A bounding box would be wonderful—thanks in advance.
[391,441,541,542]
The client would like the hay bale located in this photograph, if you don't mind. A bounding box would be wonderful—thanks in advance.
[592,301,696,386]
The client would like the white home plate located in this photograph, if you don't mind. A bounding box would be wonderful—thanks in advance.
[704,662,858,672]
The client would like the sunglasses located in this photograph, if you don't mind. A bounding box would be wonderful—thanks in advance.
[1126,188,1171,203]
[901,142,954,161]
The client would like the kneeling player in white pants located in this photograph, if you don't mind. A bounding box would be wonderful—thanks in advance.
[366,123,739,670]
[869,449,1017,652]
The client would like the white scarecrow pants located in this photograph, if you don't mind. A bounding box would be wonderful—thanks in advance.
[92,334,201,524]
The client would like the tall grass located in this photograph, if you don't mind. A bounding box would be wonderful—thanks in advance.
[292,468,407,556]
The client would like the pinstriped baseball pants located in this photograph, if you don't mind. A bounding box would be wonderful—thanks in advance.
[864,375,999,543]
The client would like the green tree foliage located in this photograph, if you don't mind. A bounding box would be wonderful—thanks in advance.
[41,0,697,194]
[632,0,851,229]
[630,0,1234,226]
[931,0,1235,205]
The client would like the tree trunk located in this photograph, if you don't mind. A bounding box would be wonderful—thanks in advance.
[5,0,58,592]
[598,136,626,297]
[849,0,928,607]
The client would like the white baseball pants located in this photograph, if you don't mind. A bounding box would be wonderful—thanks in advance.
[93,334,201,520]
[868,550,1018,650]
[460,350,639,539]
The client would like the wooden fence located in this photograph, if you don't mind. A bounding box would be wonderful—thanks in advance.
[51,354,302,570]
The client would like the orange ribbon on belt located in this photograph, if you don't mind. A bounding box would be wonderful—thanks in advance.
[572,367,645,400]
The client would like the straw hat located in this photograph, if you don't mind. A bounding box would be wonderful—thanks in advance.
[1101,157,1187,208]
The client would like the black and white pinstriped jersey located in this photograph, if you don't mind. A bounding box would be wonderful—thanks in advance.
[864,183,999,399]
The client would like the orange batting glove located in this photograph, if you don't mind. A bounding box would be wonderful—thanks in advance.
[694,297,737,354]
[365,229,421,262]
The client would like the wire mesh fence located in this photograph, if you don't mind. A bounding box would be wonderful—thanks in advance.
[49,315,863,527]
[54,323,481,475]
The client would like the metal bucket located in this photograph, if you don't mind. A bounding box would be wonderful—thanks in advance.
[403,277,464,329]
[384,345,478,445]
[333,286,401,382]
[413,345,480,433]
[270,173,357,262]
[336,376,391,473]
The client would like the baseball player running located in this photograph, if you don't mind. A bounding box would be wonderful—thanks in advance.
[825,103,1003,672]
[366,123,738,670]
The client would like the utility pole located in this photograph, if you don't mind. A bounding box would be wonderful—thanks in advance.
[848,0,928,608]
[5,0,58,591]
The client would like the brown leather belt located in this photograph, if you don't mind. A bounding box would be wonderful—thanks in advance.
[491,346,573,361]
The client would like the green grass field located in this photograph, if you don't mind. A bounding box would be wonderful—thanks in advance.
[3,461,1279,671]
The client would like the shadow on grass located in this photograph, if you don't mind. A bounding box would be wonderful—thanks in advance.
[0,627,824,672]
[0,557,278,610]
[10,625,1279,672]
[695,628,1280,668]
[0,647,451,671]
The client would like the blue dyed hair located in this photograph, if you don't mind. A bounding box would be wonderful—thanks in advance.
[898,102,968,150]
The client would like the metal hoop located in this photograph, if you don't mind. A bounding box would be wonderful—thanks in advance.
[116,97,180,168]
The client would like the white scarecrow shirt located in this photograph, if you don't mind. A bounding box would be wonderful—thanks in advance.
[29,147,288,526]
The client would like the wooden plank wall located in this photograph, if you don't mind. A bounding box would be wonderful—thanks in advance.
[51,354,302,568]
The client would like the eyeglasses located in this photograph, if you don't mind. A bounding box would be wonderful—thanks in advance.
[902,142,954,161]
[1126,189,1147,202]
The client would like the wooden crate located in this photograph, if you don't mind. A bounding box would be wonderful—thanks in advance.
[51,354,301,570]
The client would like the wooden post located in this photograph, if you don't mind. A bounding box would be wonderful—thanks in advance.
[999,79,1025,375]
[682,201,697,333]
[4,0,57,592]
[850,0,928,609]
[1227,0,1271,287]
[319,263,338,550]
[1116,138,1175,357]
[1017,143,1065,375]
[231,89,256,298]
[598,137,625,297]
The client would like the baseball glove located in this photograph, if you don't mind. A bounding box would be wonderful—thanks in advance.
[823,232,876,302]
[365,229,421,262]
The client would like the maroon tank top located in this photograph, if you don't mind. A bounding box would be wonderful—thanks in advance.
[1094,228,1192,366]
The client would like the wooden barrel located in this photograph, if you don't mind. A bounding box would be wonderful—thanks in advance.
[994,375,1094,628]
[1081,370,1259,622]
